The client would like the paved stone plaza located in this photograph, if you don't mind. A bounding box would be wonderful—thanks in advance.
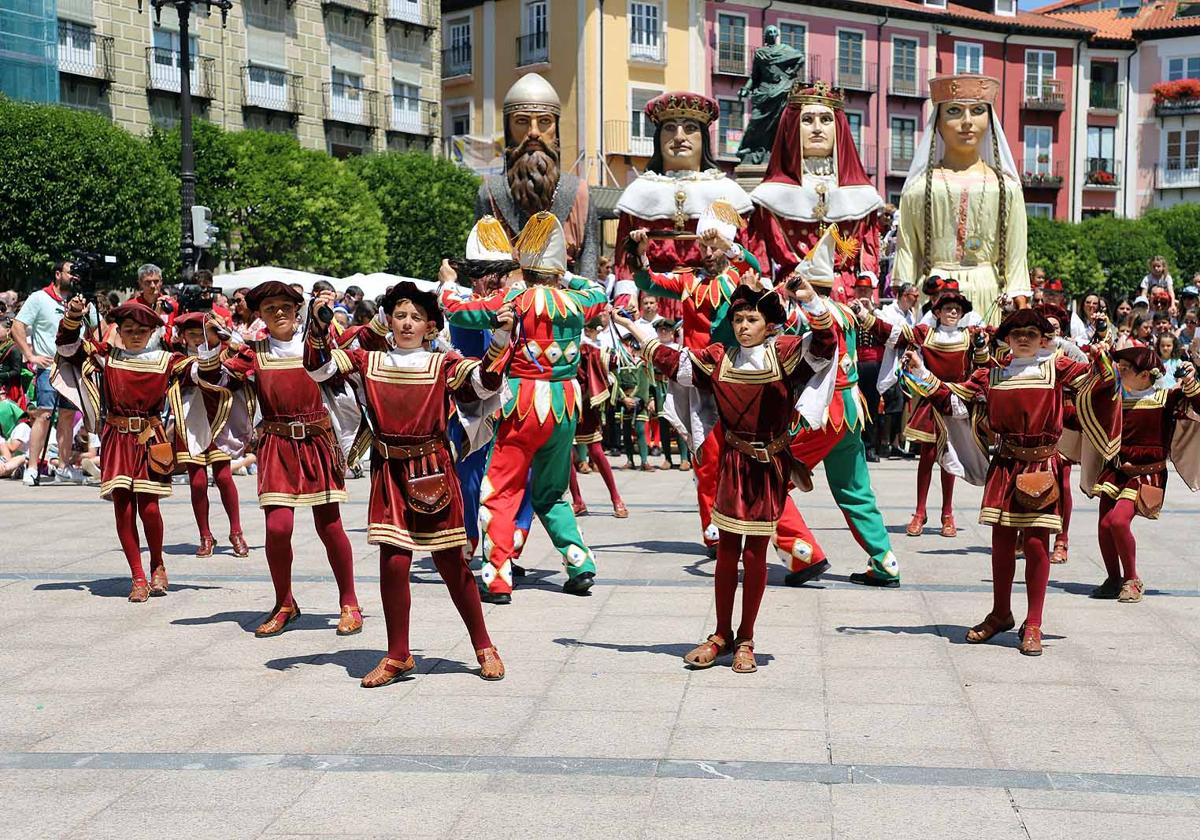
[2,460,1199,839]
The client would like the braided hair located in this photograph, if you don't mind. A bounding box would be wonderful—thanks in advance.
[989,110,1008,289]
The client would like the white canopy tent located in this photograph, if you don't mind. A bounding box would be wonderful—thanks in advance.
[339,272,437,300]
[214,266,342,294]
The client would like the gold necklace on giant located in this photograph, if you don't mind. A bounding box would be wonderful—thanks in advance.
[939,167,988,268]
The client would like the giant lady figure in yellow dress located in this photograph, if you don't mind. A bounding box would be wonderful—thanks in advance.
[894,75,1030,323]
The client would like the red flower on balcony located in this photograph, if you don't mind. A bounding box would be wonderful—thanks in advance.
[1087,169,1116,186]
[1152,79,1200,104]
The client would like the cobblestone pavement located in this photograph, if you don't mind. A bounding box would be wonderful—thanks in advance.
[2,460,1199,839]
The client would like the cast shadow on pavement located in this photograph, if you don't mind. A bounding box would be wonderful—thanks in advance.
[1047,578,1168,598]
[263,649,478,680]
[834,623,1066,647]
[591,540,710,557]
[917,545,992,556]
[682,556,799,587]
[34,577,223,598]
[161,542,258,558]
[552,637,777,666]
[170,610,343,634]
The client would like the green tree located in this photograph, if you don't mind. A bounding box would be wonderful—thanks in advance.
[1143,203,1200,283]
[349,151,480,280]
[0,98,176,291]
[228,131,387,276]
[148,120,240,266]
[1025,216,1104,298]
[1079,215,1175,302]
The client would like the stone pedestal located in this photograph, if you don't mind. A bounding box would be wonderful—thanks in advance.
[734,162,768,193]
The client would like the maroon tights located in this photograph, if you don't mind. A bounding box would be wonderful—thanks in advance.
[915,443,955,519]
[714,530,771,642]
[1057,464,1073,548]
[111,489,164,582]
[378,544,492,661]
[1098,495,1138,581]
[990,525,1052,628]
[569,442,623,507]
[263,503,357,611]
[187,461,242,538]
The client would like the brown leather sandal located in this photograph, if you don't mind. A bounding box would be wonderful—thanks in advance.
[360,656,415,688]
[613,502,629,519]
[196,534,215,558]
[965,612,1015,644]
[1051,542,1069,564]
[683,633,729,669]
[148,566,168,597]
[229,531,250,558]
[128,579,150,603]
[940,514,957,538]
[905,513,927,537]
[336,604,363,636]
[476,646,505,681]
[1118,578,1144,603]
[1019,624,1043,656]
[571,500,589,516]
[255,602,300,637]
[731,639,757,674]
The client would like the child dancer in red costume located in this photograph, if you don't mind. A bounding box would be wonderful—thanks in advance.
[904,308,1119,655]
[172,312,249,558]
[617,275,835,673]
[211,281,361,638]
[306,282,510,686]
[568,313,627,518]
[1089,345,1200,603]
[56,299,227,601]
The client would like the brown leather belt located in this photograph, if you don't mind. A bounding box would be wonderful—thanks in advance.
[374,438,443,460]
[1118,460,1166,476]
[724,430,790,464]
[259,415,333,441]
[106,415,159,435]
[999,440,1057,462]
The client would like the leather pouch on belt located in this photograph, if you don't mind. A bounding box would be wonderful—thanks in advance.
[1014,471,1059,511]
[146,441,176,480]
[1135,484,1164,519]
[406,472,450,515]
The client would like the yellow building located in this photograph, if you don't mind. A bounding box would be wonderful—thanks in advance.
[441,0,705,189]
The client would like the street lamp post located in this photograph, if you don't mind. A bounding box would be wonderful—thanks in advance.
[139,0,232,281]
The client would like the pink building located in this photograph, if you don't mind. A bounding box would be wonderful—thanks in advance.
[705,0,1091,219]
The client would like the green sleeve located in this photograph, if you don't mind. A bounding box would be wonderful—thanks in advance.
[634,269,685,301]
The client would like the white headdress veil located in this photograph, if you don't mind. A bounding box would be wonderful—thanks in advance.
[901,102,1020,195]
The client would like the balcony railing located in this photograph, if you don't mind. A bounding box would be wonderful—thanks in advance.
[388,97,436,135]
[835,62,877,93]
[1022,161,1064,188]
[1089,82,1122,111]
[797,55,820,85]
[862,144,877,176]
[1155,98,1200,118]
[888,153,913,177]
[603,121,654,157]
[1084,158,1120,188]
[57,22,114,84]
[517,31,549,66]
[443,43,472,78]
[384,0,433,30]
[716,47,747,76]
[888,75,928,98]
[322,82,378,127]
[629,30,665,63]
[1023,79,1066,111]
[241,66,303,115]
[146,47,215,99]
[1157,164,1200,190]
[321,0,376,18]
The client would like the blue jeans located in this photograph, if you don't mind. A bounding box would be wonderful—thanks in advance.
[33,368,76,412]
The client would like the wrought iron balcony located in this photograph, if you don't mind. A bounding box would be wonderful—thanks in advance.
[1022,161,1064,189]
[1089,82,1122,111]
[146,47,215,99]
[388,96,437,135]
[629,28,665,63]
[716,47,747,76]
[862,144,877,176]
[835,62,877,93]
[57,22,114,84]
[797,55,820,85]
[322,81,378,128]
[888,76,928,98]
[443,43,472,78]
[384,0,433,32]
[1155,98,1200,118]
[1084,158,1120,188]
[1156,164,1200,190]
[242,66,303,115]
[321,0,376,19]
[888,153,913,177]
[603,121,654,157]
[517,31,549,67]
[1023,80,1066,111]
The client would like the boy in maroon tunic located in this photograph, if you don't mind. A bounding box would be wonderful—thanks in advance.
[616,275,835,673]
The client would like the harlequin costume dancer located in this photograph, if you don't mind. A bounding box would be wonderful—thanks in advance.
[747,80,884,304]
[1088,345,1200,604]
[305,283,510,685]
[210,281,362,637]
[616,89,765,550]
[904,308,1119,655]
[54,299,228,602]
[617,273,835,673]
[855,281,990,538]
[568,313,626,518]
[171,312,250,558]
[440,212,609,604]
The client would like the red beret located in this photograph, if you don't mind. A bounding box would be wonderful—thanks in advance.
[1044,278,1064,292]
[1035,302,1069,327]
[932,289,972,314]
[996,308,1054,342]
[245,281,304,312]
[728,285,787,325]
[107,301,162,328]
[1112,345,1165,374]
[173,312,206,331]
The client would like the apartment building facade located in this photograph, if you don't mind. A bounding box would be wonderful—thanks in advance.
[44,0,442,156]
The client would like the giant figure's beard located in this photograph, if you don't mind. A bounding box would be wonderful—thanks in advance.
[506,136,561,215]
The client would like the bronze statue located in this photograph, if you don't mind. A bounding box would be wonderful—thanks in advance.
[735,26,805,167]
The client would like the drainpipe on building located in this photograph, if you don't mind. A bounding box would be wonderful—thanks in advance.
[1122,48,1135,218]
[598,0,604,179]
[1070,36,1086,222]
[1000,32,1012,120]
[876,11,888,195]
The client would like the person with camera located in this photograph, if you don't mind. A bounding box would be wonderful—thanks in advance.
[55,296,225,601]
[126,264,176,347]
[13,258,98,486]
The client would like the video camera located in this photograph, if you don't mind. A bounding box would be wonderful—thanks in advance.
[172,284,217,314]
[67,249,117,301]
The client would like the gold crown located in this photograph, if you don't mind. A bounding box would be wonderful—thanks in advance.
[929,74,1000,105]
[788,80,845,110]
[645,92,720,126]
